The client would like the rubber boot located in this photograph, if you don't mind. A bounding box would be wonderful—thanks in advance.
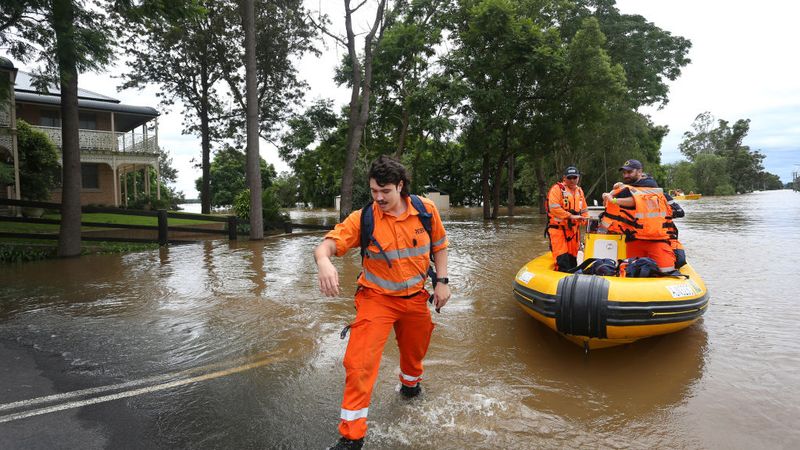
[328,437,364,450]
[400,383,422,399]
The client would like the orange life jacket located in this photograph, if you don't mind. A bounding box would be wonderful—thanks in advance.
[599,185,677,241]
[598,185,637,235]
[627,186,674,241]
[545,182,587,238]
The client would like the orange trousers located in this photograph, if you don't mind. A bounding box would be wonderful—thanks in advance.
[338,287,434,440]
[549,226,580,271]
[626,239,676,271]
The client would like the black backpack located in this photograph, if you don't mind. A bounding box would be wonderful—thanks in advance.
[622,257,659,278]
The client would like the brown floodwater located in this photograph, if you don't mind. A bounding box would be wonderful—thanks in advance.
[1,190,799,448]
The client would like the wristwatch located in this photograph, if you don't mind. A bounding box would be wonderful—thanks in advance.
[436,277,449,285]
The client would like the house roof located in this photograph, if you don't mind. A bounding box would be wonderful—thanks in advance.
[15,71,120,103]
[12,70,158,130]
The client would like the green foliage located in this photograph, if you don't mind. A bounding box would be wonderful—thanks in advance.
[692,153,730,195]
[0,244,57,263]
[678,112,779,194]
[195,145,276,207]
[0,161,14,186]
[663,161,697,193]
[127,193,171,210]
[233,188,288,227]
[271,172,299,208]
[16,119,60,200]
[121,150,185,208]
[279,100,346,207]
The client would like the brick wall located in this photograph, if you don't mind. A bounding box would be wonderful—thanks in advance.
[50,163,117,206]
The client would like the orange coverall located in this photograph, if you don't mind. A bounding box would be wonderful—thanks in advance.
[324,196,448,440]
[546,182,588,271]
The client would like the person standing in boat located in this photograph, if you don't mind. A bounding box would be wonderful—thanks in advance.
[601,159,686,272]
[545,166,589,272]
[314,155,451,450]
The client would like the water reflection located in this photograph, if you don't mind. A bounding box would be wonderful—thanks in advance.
[1,191,799,448]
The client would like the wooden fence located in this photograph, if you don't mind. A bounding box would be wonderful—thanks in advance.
[0,199,333,246]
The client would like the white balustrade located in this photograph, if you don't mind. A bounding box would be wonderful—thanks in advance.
[30,125,158,154]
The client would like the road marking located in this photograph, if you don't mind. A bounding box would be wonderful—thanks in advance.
[0,351,275,413]
[0,355,279,424]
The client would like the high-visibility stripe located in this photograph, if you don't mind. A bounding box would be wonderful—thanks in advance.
[635,212,666,219]
[363,269,425,292]
[401,372,421,382]
[549,203,562,209]
[432,236,447,247]
[366,244,429,261]
[340,407,369,421]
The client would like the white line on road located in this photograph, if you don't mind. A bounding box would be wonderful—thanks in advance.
[0,355,279,424]
[0,351,276,413]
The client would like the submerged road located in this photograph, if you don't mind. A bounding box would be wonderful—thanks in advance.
[2,191,800,449]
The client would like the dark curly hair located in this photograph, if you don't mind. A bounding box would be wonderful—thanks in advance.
[368,155,410,197]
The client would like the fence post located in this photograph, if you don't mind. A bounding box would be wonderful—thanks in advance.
[228,215,238,240]
[157,209,168,246]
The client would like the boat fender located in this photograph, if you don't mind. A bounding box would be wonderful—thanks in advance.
[556,274,609,338]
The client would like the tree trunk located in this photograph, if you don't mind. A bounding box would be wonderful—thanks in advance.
[536,159,547,215]
[481,153,491,219]
[491,154,508,219]
[242,0,262,239]
[507,152,515,217]
[200,65,211,215]
[339,0,387,221]
[54,0,81,257]
[395,105,410,157]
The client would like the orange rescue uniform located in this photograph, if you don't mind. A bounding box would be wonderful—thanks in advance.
[324,195,448,440]
[546,182,588,270]
[604,185,676,271]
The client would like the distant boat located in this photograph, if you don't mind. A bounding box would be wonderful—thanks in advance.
[673,193,702,200]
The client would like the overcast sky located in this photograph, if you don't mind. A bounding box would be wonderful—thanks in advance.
[8,0,800,198]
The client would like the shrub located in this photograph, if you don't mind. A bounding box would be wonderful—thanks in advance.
[17,120,61,201]
[233,188,289,229]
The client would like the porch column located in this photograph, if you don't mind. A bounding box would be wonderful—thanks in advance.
[143,123,148,151]
[132,164,137,198]
[154,117,159,151]
[110,112,116,150]
[122,168,128,207]
[144,165,151,197]
[156,162,161,200]
[9,75,20,201]
[112,164,119,207]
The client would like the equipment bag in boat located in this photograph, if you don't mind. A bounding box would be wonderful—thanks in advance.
[621,257,659,278]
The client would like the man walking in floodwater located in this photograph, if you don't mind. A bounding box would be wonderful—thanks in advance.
[314,155,451,450]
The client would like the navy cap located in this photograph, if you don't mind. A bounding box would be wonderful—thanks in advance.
[620,159,643,170]
[564,166,580,177]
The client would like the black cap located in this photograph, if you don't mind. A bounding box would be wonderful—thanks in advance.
[619,159,643,171]
[564,166,580,177]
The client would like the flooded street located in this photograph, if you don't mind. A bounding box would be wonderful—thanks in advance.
[2,190,800,449]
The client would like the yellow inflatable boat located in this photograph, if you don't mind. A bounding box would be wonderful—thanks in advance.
[513,233,709,350]
[673,193,702,200]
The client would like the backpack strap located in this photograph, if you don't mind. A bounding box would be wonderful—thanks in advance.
[359,201,392,268]
[566,258,597,274]
[409,194,438,286]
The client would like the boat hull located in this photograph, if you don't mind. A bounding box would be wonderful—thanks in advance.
[513,253,709,349]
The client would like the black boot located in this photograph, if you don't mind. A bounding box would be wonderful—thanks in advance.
[400,383,422,399]
[328,437,364,450]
